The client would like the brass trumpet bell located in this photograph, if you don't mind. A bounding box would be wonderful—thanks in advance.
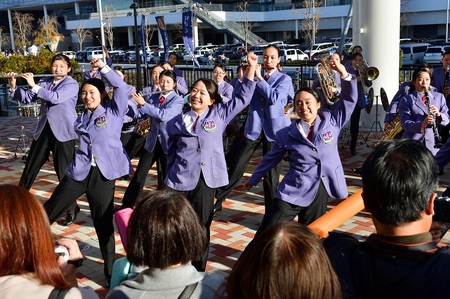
[365,66,379,81]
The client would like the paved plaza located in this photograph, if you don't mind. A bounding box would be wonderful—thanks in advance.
[1,115,450,298]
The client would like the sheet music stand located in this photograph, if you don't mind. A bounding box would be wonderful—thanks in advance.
[365,95,383,141]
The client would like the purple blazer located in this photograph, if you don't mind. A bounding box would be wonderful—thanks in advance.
[67,66,133,181]
[138,91,184,154]
[399,90,450,155]
[247,77,357,206]
[218,81,234,104]
[431,67,448,93]
[345,64,372,109]
[12,76,79,142]
[244,69,294,142]
[165,77,256,191]
[176,76,188,96]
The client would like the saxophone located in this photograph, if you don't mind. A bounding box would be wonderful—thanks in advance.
[375,114,403,146]
[136,118,150,137]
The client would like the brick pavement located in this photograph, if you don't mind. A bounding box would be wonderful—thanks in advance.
[1,115,450,298]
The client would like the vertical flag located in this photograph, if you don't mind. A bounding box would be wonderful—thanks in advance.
[155,16,170,62]
[141,14,148,65]
[182,10,200,68]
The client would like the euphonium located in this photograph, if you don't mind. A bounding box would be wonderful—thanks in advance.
[316,57,339,106]
[136,118,151,137]
[375,114,403,146]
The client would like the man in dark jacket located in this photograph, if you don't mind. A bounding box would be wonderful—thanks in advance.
[324,139,450,299]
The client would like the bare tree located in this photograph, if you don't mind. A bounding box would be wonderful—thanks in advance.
[12,11,34,52]
[144,23,157,51]
[236,1,254,51]
[298,0,322,56]
[72,20,92,51]
[0,26,11,52]
[33,15,64,51]
[103,5,116,50]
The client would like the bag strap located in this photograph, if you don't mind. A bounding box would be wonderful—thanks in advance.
[48,288,70,299]
[177,282,199,299]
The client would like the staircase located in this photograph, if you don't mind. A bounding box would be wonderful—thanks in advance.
[178,1,267,46]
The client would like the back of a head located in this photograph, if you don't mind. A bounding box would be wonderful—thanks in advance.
[226,222,342,299]
[126,190,207,269]
[0,184,67,288]
[362,139,438,226]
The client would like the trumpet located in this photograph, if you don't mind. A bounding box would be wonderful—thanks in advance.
[129,89,174,98]
[316,58,339,106]
[424,90,443,149]
[358,61,379,81]
[0,73,68,78]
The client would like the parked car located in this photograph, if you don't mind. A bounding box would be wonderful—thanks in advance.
[183,49,214,62]
[400,42,430,66]
[423,46,450,64]
[304,42,336,58]
[61,51,76,60]
[282,48,308,61]
[86,49,105,61]
[75,51,87,62]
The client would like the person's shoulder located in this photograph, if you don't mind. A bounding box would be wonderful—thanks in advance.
[64,286,99,299]
[323,231,362,253]
[196,272,225,296]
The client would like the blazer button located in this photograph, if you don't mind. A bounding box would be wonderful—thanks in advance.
[201,162,206,166]
[312,147,317,151]
[316,161,321,165]
[261,108,264,112]
[322,174,326,178]
[89,143,92,147]
[93,156,98,160]
[197,148,201,152]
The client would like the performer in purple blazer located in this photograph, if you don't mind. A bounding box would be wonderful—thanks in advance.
[123,64,165,160]
[431,51,450,143]
[243,53,357,233]
[214,44,295,214]
[345,52,372,156]
[164,53,258,271]
[121,70,184,208]
[162,62,188,96]
[213,63,234,104]
[8,54,80,226]
[399,68,449,156]
[43,58,133,286]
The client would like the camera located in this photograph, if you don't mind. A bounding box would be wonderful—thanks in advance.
[433,196,450,222]
[54,245,70,262]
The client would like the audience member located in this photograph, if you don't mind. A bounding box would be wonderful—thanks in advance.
[106,190,224,298]
[222,222,342,299]
[0,184,97,298]
[324,139,450,298]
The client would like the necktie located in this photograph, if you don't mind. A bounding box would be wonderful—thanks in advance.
[264,74,270,81]
[192,115,200,131]
[355,69,360,77]
[422,95,427,104]
[159,96,164,105]
[307,125,314,142]
[50,83,56,90]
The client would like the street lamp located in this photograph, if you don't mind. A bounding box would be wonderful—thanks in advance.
[130,1,142,92]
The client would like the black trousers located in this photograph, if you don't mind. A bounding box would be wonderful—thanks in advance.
[122,140,167,207]
[256,181,328,236]
[43,166,116,277]
[350,106,362,150]
[124,132,146,159]
[19,123,77,211]
[166,174,215,272]
[215,132,281,211]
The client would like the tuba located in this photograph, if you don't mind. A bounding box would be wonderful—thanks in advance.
[316,57,339,106]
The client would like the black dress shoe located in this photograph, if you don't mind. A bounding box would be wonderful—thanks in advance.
[351,167,363,175]
[213,201,223,217]
[350,148,357,155]
[63,206,80,226]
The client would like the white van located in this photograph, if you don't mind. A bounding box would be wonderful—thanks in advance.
[61,51,76,59]
[304,42,336,58]
[400,43,430,66]
[86,50,105,61]
[282,48,308,61]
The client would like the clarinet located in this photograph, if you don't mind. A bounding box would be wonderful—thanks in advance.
[424,90,443,148]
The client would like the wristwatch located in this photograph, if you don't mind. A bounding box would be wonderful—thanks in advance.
[68,258,84,268]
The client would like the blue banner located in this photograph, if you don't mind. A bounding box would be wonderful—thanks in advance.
[155,15,170,62]
[141,15,148,65]
[182,11,200,68]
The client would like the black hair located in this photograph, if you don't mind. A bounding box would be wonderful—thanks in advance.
[191,78,223,104]
[294,86,320,103]
[350,52,363,61]
[361,139,438,226]
[82,78,105,94]
[114,66,124,72]
[51,54,74,76]
[158,69,177,87]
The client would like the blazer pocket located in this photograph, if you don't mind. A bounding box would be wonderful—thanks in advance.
[211,156,227,178]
